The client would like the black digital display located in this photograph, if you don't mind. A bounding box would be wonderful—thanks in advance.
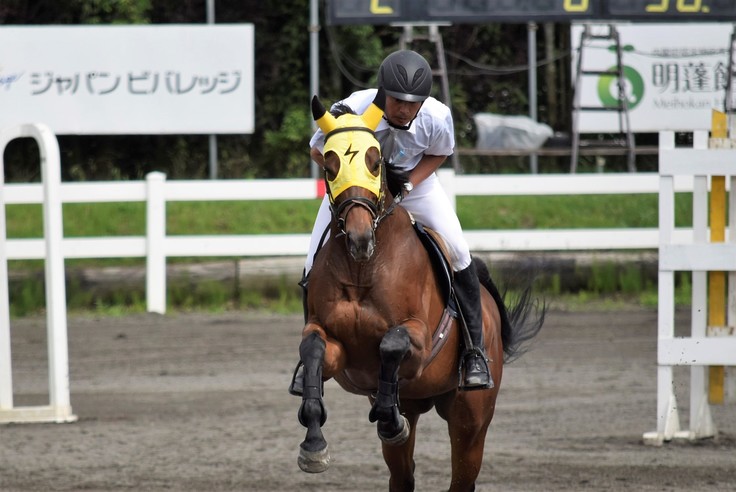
[426,0,594,23]
[327,0,736,25]
[604,0,736,20]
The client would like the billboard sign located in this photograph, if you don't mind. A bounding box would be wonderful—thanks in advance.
[572,23,733,132]
[0,24,254,135]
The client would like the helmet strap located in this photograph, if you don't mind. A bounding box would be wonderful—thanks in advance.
[386,118,412,131]
[384,100,424,131]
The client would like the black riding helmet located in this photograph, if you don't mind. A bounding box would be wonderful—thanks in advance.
[377,50,432,102]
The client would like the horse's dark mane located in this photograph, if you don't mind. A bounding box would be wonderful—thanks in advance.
[330,102,354,118]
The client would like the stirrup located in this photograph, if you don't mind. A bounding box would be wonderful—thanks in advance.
[459,348,493,391]
[288,361,304,396]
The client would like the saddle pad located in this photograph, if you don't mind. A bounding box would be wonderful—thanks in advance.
[413,221,454,306]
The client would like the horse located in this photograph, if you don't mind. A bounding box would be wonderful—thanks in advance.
[295,87,545,492]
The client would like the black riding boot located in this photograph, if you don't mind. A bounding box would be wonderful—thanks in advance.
[454,262,493,390]
[288,272,309,396]
[299,272,309,324]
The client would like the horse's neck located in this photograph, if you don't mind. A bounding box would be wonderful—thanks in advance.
[327,205,413,284]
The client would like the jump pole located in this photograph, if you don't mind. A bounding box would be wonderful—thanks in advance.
[0,123,77,424]
[708,110,733,405]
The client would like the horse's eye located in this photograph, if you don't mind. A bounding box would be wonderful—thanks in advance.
[368,148,381,176]
[323,152,339,181]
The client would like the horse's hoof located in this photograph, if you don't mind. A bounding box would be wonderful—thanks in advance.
[298,444,330,473]
[378,414,410,446]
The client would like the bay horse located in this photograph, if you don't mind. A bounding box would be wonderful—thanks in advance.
[295,88,545,491]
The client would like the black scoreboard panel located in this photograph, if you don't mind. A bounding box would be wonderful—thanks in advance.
[327,1,736,25]
[426,0,595,22]
[606,0,736,20]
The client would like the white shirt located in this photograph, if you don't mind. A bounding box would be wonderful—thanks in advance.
[309,88,455,171]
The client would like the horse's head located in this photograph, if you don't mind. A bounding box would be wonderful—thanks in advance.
[312,89,386,262]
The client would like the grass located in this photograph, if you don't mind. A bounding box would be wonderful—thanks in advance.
[6,193,695,238]
[4,193,697,316]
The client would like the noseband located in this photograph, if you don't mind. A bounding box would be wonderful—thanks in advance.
[332,195,379,237]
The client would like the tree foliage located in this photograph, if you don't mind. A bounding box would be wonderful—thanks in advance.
[1,0,570,181]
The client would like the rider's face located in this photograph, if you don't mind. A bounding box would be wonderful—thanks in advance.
[384,95,422,128]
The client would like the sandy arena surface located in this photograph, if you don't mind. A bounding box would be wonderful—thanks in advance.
[1,306,735,491]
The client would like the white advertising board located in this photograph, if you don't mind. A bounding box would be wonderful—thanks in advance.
[0,24,254,134]
[572,23,733,132]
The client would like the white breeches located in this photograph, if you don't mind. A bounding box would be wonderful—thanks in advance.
[304,173,472,275]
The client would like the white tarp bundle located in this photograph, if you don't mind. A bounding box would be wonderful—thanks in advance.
[473,113,553,150]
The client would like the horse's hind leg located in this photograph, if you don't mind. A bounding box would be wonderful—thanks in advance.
[297,332,330,473]
[369,326,411,445]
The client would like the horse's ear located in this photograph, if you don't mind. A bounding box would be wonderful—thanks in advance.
[373,86,386,111]
[312,95,337,134]
[362,87,385,131]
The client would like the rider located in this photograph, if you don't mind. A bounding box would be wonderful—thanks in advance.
[296,49,491,390]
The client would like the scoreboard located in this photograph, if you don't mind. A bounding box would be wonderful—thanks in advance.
[328,1,736,25]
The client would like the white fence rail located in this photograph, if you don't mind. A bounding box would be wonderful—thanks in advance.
[3,171,701,257]
[2,169,705,313]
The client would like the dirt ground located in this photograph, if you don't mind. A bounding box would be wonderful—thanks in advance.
[1,306,735,491]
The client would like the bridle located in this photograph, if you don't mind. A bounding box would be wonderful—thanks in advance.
[327,152,398,238]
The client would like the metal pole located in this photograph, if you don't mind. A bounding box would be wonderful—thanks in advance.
[207,0,218,179]
[309,0,320,178]
[528,22,538,174]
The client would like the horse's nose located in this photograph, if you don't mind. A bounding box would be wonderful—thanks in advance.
[348,230,375,262]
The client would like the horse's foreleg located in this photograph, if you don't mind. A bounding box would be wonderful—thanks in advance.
[297,332,330,473]
[369,326,411,446]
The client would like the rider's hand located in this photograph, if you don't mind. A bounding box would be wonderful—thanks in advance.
[396,181,413,204]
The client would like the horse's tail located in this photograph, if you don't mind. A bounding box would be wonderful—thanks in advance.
[474,257,546,363]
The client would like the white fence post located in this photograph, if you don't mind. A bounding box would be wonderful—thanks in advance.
[653,130,681,443]
[0,132,14,412]
[437,168,456,211]
[146,172,167,314]
[688,131,715,439]
[0,123,76,424]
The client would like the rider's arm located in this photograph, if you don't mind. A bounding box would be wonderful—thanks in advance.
[407,154,447,188]
[310,147,325,168]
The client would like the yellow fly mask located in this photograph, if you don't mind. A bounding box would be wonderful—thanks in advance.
[311,89,385,203]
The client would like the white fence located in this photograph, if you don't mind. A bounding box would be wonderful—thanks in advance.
[644,130,736,445]
[2,169,703,314]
